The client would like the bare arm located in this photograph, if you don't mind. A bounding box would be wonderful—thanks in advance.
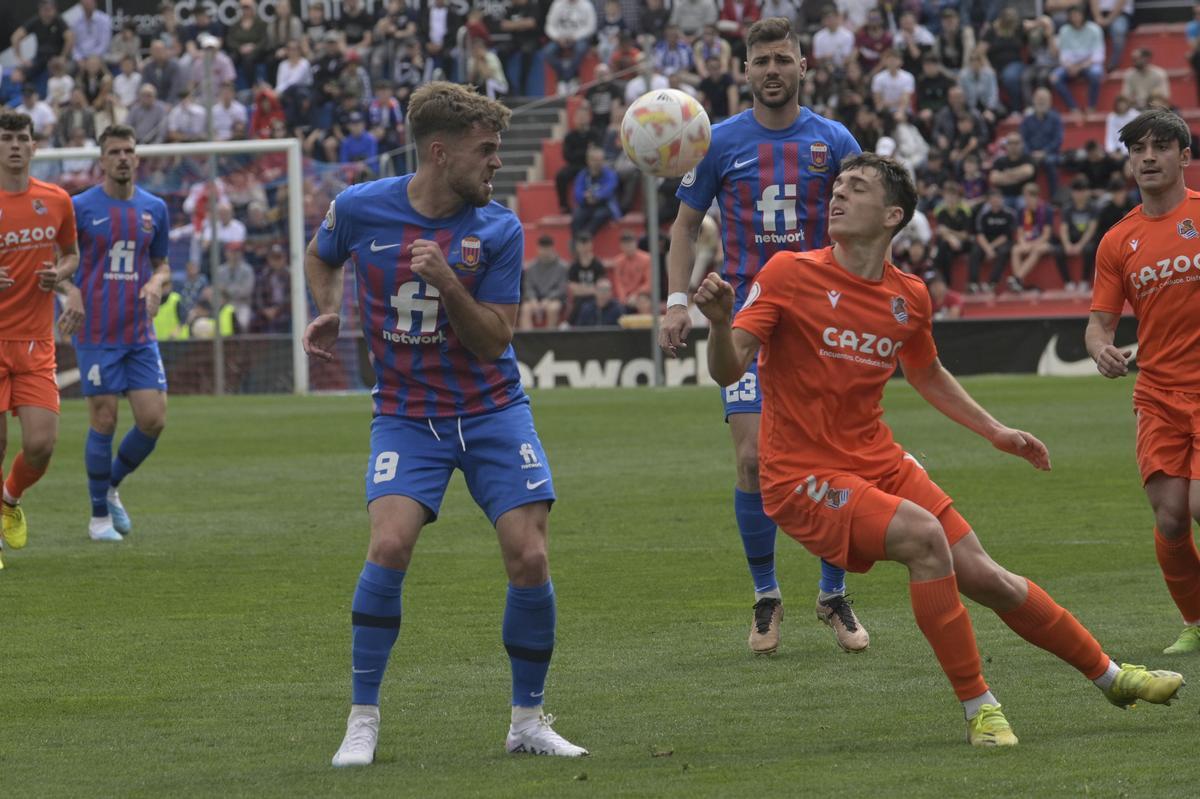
[410,238,514,362]
[1085,310,1130,378]
[302,235,344,360]
[659,202,706,356]
[904,356,1051,470]
[693,273,758,386]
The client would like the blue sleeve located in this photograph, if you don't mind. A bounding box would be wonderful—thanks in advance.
[71,193,87,238]
[315,190,353,267]
[836,125,862,166]
[594,168,617,200]
[474,217,524,305]
[151,198,170,260]
[676,136,721,212]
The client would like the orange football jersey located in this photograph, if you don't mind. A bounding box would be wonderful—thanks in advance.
[1092,189,1200,392]
[732,247,938,497]
[0,178,77,341]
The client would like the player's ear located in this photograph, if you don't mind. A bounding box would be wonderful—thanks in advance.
[1181,146,1192,168]
[884,205,904,232]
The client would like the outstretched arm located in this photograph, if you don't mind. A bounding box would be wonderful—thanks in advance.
[904,357,1051,470]
[1084,310,1130,378]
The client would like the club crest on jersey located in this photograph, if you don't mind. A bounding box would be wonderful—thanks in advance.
[681,167,696,187]
[141,212,154,233]
[825,487,851,510]
[809,141,829,172]
[323,200,336,230]
[891,296,909,324]
[1178,218,1198,240]
[32,198,47,215]
[458,235,482,271]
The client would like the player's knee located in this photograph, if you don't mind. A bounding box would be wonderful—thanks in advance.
[138,416,166,438]
[1154,506,1192,539]
[366,533,414,571]
[509,546,550,587]
[734,447,760,491]
[892,513,950,571]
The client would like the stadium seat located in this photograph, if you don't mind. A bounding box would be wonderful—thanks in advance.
[543,52,599,97]
[541,140,566,178]
[516,181,561,223]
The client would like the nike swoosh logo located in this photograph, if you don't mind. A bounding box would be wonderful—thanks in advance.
[733,157,758,169]
[370,240,402,252]
[1037,334,1139,376]
[530,690,545,698]
[92,217,108,226]
[525,478,549,490]
[351,668,377,674]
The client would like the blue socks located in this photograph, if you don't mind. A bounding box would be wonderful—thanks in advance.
[734,488,778,595]
[85,429,113,518]
[350,562,405,706]
[503,581,556,707]
[819,559,847,596]
[110,427,158,488]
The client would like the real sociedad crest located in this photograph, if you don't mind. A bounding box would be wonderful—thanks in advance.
[459,235,482,271]
[809,141,829,172]
[824,487,851,510]
[1178,218,1198,240]
[891,296,909,324]
[32,198,47,215]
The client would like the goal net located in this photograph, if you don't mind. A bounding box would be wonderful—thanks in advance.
[32,137,371,397]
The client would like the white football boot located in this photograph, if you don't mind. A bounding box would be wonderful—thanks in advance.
[506,711,589,757]
[332,705,380,767]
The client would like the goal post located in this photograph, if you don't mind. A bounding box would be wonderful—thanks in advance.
[33,138,311,395]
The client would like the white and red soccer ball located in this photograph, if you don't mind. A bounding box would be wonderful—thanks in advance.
[620,89,712,178]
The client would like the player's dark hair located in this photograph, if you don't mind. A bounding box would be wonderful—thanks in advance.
[839,153,917,237]
[0,108,34,136]
[1119,109,1191,153]
[745,17,803,56]
[407,81,512,151]
[98,123,137,153]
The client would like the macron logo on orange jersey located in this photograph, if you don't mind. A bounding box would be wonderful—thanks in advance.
[827,290,841,308]
[1130,239,1139,251]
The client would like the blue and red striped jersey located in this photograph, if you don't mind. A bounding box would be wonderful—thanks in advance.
[676,107,861,309]
[316,174,527,419]
[72,185,170,347]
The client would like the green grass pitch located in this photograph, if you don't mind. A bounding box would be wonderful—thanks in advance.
[2,376,1194,798]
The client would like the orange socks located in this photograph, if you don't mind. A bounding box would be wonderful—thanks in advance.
[1154,528,1200,624]
[910,573,988,701]
[997,579,1108,680]
[3,452,47,502]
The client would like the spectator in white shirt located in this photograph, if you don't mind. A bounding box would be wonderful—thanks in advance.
[16,86,57,137]
[1103,94,1139,156]
[1051,5,1105,114]
[812,7,855,71]
[112,56,142,108]
[212,83,249,141]
[275,40,313,95]
[624,55,669,105]
[871,50,915,115]
[542,0,598,93]
[166,86,208,142]
[71,0,112,61]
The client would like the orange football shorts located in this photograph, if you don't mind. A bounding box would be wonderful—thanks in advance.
[1133,384,1200,482]
[0,339,60,414]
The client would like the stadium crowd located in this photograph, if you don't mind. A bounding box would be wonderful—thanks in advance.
[2,0,1192,331]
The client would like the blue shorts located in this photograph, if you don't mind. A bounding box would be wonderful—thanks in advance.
[721,359,761,420]
[76,344,168,397]
[366,400,555,525]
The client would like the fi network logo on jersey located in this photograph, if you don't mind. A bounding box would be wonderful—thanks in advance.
[754,185,804,245]
[519,443,542,470]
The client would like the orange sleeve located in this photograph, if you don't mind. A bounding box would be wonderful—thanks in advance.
[56,193,77,250]
[1090,228,1127,314]
[732,252,793,344]
[898,284,938,372]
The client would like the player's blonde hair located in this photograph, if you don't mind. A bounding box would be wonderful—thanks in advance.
[407,81,512,150]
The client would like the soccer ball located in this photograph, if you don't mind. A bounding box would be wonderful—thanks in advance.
[620,89,711,178]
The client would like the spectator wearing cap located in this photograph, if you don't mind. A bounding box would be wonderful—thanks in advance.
[543,0,598,94]
[227,0,269,90]
[812,8,855,73]
[11,0,73,92]
[1054,176,1100,291]
[71,0,112,62]
[1020,87,1064,200]
[670,0,718,39]
[340,50,372,103]
[922,269,963,320]
[968,189,1017,294]
[1093,0,1134,72]
[215,242,256,332]
[187,34,238,94]
[253,244,292,334]
[1052,5,1105,116]
[572,145,622,238]
[1121,48,1169,110]
[520,236,570,330]
[339,111,379,175]
[128,83,169,143]
[934,7,975,74]
[608,231,652,306]
[142,40,185,103]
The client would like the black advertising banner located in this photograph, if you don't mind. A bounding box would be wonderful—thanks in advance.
[53,316,1142,397]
